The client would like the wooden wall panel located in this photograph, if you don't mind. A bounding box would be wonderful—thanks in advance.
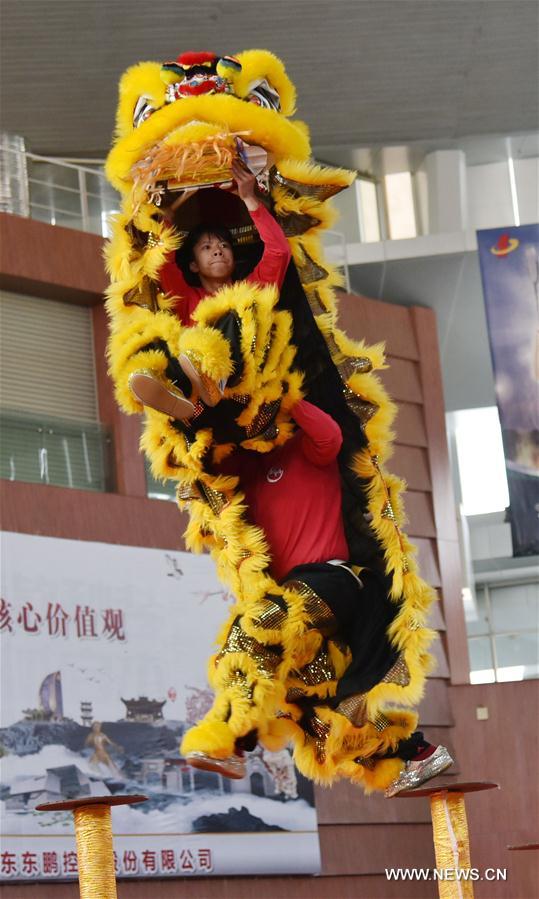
[414,538,441,586]
[417,678,455,726]
[337,291,419,360]
[391,445,432,491]
[427,595,446,631]
[448,681,539,899]
[0,213,106,305]
[429,635,450,678]
[379,357,423,404]
[0,873,436,899]
[320,823,434,874]
[0,481,188,551]
[403,491,436,538]
[411,307,459,545]
[437,539,470,684]
[393,401,428,447]
[316,783,434,826]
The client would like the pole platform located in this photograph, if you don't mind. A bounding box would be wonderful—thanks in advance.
[396,781,499,898]
[37,794,147,898]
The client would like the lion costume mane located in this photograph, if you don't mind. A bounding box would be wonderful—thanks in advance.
[105,49,436,792]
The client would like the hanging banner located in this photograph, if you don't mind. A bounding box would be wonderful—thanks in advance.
[0,532,320,882]
[477,224,539,556]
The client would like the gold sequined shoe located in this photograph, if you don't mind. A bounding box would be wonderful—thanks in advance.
[179,353,225,407]
[185,751,246,780]
[129,372,195,421]
[384,746,454,798]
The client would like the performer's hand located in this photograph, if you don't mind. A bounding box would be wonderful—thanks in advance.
[231,160,259,211]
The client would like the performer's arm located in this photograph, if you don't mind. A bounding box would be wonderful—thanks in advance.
[249,204,291,289]
[290,399,343,465]
[232,161,291,289]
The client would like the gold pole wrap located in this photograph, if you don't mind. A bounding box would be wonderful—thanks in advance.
[73,804,117,899]
[430,791,474,899]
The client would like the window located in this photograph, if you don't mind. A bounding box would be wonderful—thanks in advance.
[468,582,538,683]
[356,178,381,243]
[0,291,112,491]
[453,407,509,515]
[384,171,417,240]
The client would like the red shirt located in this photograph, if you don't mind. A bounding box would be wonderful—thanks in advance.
[160,204,291,326]
[221,400,349,582]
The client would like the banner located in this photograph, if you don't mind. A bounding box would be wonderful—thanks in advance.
[0,532,320,882]
[477,224,539,555]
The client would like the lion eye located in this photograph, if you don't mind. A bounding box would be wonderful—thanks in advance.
[245,78,281,111]
[133,96,156,128]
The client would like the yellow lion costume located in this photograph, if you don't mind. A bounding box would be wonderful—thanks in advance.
[105,49,437,793]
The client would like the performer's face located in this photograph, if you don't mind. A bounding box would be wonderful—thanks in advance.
[190,232,234,282]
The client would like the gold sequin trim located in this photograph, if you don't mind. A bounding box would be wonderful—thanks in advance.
[125,220,150,250]
[273,170,347,203]
[297,248,328,285]
[381,500,397,521]
[276,210,320,237]
[218,621,281,679]
[282,580,337,634]
[224,668,254,700]
[337,357,374,381]
[291,645,336,686]
[354,756,376,770]
[259,423,279,441]
[176,482,201,502]
[381,654,411,687]
[372,712,392,732]
[245,400,280,439]
[199,482,229,515]
[305,713,331,764]
[252,598,287,631]
[146,232,162,248]
[285,687,309,704]
[342,385,379,424]
[123,276,159,312]
[305,288,327,317]
[335,692,368,727]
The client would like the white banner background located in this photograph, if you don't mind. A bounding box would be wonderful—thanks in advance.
[0,531,320,881]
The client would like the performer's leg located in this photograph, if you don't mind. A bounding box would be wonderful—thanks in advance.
[180,569,346,771]
[383,732,453,797]
[129,282,299,447]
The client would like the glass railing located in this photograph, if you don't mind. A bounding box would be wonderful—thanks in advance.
[2,144,120,236]
[0,410,113,492]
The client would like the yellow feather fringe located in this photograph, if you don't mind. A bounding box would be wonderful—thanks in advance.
[105,50,438,791]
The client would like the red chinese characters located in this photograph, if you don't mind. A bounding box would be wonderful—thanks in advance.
[1,851,17,876]
[1,601,127,641]
[0,598,13,633]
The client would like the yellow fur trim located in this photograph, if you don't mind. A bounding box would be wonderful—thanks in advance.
[180,720,235,759]
[233,49,297,116]
[107,92,310,193]
[338,757,405,793]
[278,158,356,190]
[178,325,233,382]
[105,48,438,792]
[259,717,298,752]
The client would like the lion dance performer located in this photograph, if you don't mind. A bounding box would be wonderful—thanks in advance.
[105,49,452,796]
